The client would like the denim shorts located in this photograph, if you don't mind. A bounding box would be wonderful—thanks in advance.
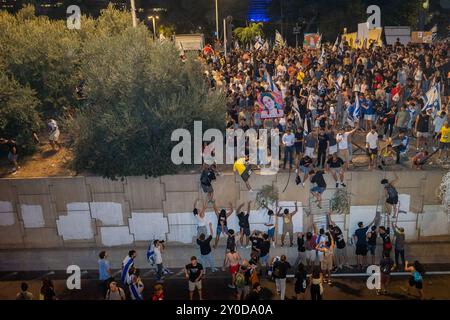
[311,186,326,194]
[216,225,228,235]
[260,254,269,265]
[367,244,376,256]
[299,165,311,175]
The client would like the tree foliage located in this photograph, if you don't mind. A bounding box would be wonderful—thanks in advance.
[69,10,225,178]
[0,69,40,154]
[0,5,80,115]
[234,23,264,48]
[1,5,226,178]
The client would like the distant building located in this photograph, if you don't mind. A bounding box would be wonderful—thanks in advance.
[248,0,271,22]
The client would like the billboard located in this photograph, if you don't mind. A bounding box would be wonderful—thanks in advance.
[174,34,205,51]
[384,26,411,45]
[411,31,433,44]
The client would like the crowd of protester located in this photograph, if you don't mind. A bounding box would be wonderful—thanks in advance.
[200,39,450,173]
[13,39,446,301]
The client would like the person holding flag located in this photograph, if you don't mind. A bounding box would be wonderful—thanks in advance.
[234,155,253,191]
[422,83,442,115]
[275,30,286,49]
[128,269,144,300]
[121,250,136,286]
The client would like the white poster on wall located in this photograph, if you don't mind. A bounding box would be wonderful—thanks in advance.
[20,204,45,228]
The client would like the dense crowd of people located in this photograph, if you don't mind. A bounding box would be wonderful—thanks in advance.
[12,39,447,301]
[200,39,449,173]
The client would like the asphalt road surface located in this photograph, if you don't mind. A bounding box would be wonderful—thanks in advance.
[1,266,450,300]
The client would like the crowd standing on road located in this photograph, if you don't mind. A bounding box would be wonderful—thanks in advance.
[9,39,446,301]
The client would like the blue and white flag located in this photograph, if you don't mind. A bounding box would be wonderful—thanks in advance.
[334,74,344,92]
[254,36,264,50]
[422,83,441,113]
[318,48,325,65]
[275,30,286,48]
[353,93,361,120]
[332,35,339,52]
[129,281,143,300]
[121,256,134,284]
[347,94,361,124]
[338,37,344,56]
[146,243,155,265]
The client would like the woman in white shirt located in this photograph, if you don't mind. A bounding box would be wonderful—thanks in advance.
[193,199,208,237]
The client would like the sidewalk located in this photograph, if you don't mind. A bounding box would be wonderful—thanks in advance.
[1,241,450,271]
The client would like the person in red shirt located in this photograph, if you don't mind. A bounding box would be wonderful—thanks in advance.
[151,284,164,301]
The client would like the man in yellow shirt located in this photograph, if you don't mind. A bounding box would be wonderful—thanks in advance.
[233,155,253,192]
[439,121,450,161]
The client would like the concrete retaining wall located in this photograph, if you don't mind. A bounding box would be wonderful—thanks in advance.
[0,170,448,250]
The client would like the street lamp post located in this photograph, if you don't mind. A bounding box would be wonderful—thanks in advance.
[215,0,219,40]
[130,0,137,28]
[148,15,159,39]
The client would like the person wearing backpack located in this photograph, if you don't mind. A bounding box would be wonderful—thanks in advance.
[272,255,291,300]
[16,282,33,300]
[405,260,425,300]
[294,263,308,300]
[381,173,399,218]
[235,265,248,300]
[105,281,126,300]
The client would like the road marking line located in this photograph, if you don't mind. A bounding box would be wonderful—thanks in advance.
[33,271,55,280]
[284,271,450,278]
[0,272,18,280]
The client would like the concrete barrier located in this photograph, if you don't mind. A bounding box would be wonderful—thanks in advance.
[0,170,448,250]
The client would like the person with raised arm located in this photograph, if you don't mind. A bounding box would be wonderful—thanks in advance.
[213,201,234,249]
[276,202,298,247]
[236,201,252,248]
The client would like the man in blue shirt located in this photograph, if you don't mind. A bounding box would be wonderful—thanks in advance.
[353,216,376,271]
[98,251,113,298]
[362,93,376,131]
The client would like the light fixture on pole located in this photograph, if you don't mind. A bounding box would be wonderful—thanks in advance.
[148,15,159,39]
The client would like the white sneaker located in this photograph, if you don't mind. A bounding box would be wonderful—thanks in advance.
[302,183,305,187]
[245,245,252,249]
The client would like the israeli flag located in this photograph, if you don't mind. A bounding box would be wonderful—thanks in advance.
[129,282,143,300]
[422,83,441,113]
[275,30,285,48]
[146,243,155,265]
[121,256,134,285]
[332,35,339,52]
[318,48,325,65]
[334,74,344,92]
[338,37,344,56]
[353,93,361,120]
[254,36,264,50]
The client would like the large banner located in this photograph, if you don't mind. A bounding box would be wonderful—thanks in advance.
[258,91,284,119]
[384,26,411,45]
[411,31,433,44]
[342,32,357,48]
[303,33,320,49]
[368,28,383,47]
